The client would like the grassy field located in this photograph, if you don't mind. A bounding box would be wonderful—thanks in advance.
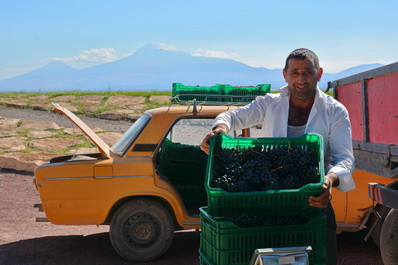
[0,91,173,116]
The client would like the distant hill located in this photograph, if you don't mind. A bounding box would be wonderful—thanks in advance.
[0,43,384,93]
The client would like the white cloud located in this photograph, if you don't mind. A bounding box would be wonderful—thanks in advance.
[191,49,239,59]
[46,48,131,65]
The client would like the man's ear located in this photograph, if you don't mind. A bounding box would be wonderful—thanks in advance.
[317,67,323,81]
[282,69,287,82]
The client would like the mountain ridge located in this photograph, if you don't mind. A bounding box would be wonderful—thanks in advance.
[0,44,384,92]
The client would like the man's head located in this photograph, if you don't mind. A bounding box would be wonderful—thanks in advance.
[284,48,320,71]
[283,48,323,100]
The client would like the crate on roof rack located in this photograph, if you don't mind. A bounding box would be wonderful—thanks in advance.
[172,83,222,103]
[171,83,271,105]
[220,84,271,103]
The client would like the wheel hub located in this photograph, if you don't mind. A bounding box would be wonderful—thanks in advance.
[124,213,160,247]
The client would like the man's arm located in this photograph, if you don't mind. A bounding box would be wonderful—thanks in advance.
[309,102,354,208]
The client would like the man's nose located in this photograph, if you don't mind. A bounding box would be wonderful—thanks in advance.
[298,73,307,82]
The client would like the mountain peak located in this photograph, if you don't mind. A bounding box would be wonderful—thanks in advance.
[148,42,177,51]
[133,43,186,57]
[42,61,76,71]
[8,61,77,80]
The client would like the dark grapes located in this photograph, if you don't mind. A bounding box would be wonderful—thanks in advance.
[211,144,320,192]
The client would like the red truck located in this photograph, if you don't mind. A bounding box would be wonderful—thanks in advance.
[329,62,398,264]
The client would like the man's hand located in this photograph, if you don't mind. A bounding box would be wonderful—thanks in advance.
[309,172,339,208]
[200,124,228,154]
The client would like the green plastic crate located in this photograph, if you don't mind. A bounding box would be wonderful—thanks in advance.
[172,83,222,103]
[200,253,212,265]
[159,139,208,165]
[172,83,271,104]
[199,207,327,265]
[205,133,324,217]
[221,84,271,103]
[157,139,208,184]
[174,183,207,205]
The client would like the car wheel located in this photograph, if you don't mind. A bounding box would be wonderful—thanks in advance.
[380,209,398,265]
[110,198,174,262]
[369,204,390,248]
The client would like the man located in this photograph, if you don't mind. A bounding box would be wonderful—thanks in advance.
[200,48,355,265]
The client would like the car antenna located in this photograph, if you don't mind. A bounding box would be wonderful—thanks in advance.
[192,98,198,115]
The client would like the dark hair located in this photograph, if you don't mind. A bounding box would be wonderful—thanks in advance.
[284,48,320,71]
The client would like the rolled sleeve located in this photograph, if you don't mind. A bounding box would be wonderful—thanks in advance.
[329,166,356,192]
[327,103,356,192]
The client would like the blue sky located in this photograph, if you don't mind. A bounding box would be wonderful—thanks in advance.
[1,0,397,80]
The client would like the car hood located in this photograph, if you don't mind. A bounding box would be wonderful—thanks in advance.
[52,103,110,158]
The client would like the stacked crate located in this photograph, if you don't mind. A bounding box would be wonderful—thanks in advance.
[171,83,271,104]
[200,133,327,265]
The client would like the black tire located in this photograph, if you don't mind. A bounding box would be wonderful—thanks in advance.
[369,204,390,248]
[380,209,398,265]
[109,198,174,262]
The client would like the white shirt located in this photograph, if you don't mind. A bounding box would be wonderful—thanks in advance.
[287,124,306,137]
[213,85,356,192]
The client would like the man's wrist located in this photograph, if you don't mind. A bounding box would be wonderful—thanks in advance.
[325,172,339,188]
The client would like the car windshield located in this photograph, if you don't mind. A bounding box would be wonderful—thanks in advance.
[111,113,151,156]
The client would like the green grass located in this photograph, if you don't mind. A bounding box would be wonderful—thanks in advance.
[0,91,174,117]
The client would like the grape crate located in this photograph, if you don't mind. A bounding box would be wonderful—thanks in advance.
[205,133,325,217]
[211,144,320,192]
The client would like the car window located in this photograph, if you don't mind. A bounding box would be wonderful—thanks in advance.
[111,113,151,155]
[166,118,217,146]
[165,117,263,146]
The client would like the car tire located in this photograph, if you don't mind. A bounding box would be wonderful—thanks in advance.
[380,208,398,265]
[369,204,390,248]
[110,198,174,262]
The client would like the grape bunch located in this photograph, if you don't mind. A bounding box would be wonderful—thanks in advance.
[219,215,309,228]
[211,144,320,192]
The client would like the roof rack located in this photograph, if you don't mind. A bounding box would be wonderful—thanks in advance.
[171,83,271,106]
[173,94,258,106]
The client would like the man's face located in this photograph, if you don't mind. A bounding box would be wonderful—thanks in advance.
[283,58,323,100]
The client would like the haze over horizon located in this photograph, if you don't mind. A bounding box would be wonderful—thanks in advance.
[0,43,384,93]
[1,0,397,80]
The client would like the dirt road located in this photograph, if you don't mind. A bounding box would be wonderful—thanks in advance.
[0,169,383,265]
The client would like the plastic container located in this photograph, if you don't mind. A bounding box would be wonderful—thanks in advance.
[172,83,222,103]
[199,207,327,265]
[205,133,324,217]
[159,139,208,164]
[174,183,207,205]
[172,83,271,104]
[157,139,208,184]
[221,84,271,103]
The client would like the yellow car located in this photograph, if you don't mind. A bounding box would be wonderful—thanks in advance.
[34,103,247,262]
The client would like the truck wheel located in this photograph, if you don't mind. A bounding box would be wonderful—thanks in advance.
[369,204,390,248]
[110,198,174,262]
[380,209,398,265]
